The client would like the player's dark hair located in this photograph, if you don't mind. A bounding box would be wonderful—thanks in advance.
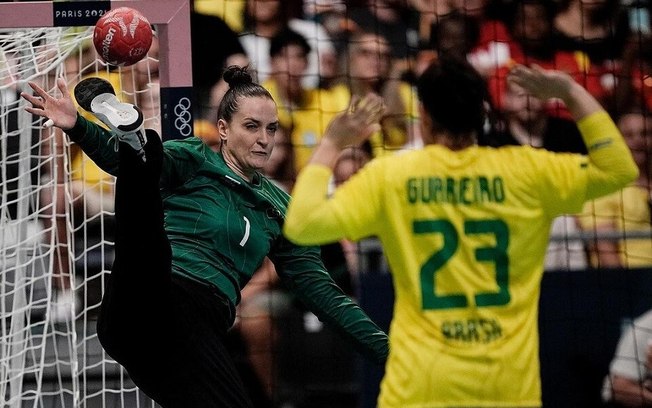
[416,56,491,139]
[218,65,274,122]
[269,28,311,58]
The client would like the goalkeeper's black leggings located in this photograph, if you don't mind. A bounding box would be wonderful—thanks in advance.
[96,131,254,408]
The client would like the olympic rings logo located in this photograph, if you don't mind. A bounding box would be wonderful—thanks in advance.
[173,97,192,137]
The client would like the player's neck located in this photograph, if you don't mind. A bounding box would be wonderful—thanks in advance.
[427,132,476,151]
[221,149,255,182]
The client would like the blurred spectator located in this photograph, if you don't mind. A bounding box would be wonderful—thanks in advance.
[411,0,458,47]
[332,144,372,186]
[239,0,337,88]
[192,0,247,33]
[345,0,420,77]
[411,10,477,85]
[553,0,631,64]
[505,0,558,63]
[303,0,346,21]
[191,5,249,122]
[613,34,652,113]
[303,0,352,56]
[302,1,356,89]
[335,30,420,155]
[303,0,347,30]
[492,0,596,117]
[263,27,349,173]
[603,309,652,407]
[552,0,632,105]
[579,107,652,269]
[454,0,514,78]
[429,9,478,62]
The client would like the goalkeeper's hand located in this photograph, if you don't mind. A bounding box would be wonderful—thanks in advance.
[21,78,78,130]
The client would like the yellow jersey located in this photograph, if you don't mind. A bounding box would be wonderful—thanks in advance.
[579,185,652,268]
[296,145,587,407]
[284,111,637,407]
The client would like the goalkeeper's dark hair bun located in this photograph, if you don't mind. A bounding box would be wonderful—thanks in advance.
[217,65,274,122]
[223,65,253,89]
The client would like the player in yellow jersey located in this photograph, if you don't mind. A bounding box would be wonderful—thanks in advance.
[283,57,639,407]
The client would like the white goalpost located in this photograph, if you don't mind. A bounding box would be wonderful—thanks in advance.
[0,1,193,407]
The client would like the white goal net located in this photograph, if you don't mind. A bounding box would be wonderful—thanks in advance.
[0,2,192,407]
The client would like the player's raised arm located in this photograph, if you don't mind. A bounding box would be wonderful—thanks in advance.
[507,64,638,199]
[21,77,127,176]
[21,78,78,131]
[507,64,602,121]
[284,94,384,244]
[307,93,384,168]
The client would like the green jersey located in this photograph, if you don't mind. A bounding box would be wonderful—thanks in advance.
[66,115,389,363]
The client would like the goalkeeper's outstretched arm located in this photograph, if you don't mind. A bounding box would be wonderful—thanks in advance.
[22,78,120,175]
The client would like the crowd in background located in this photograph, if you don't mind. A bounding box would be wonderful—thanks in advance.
[186,0,652,271]
[57,0,652,406]
[185,1,652,406]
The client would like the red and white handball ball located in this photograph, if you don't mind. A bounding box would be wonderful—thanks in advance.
[93,7,153,67]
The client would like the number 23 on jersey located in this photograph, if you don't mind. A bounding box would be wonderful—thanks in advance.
[415,218,511,310]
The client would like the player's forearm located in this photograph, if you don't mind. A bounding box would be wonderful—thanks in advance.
[284,136,350,241]
[284,165,346,245]
[560,82,604,122]
[307,136,343,169]
[578,111,639,200]
[284,270,389,365]
[65,114,120,176]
